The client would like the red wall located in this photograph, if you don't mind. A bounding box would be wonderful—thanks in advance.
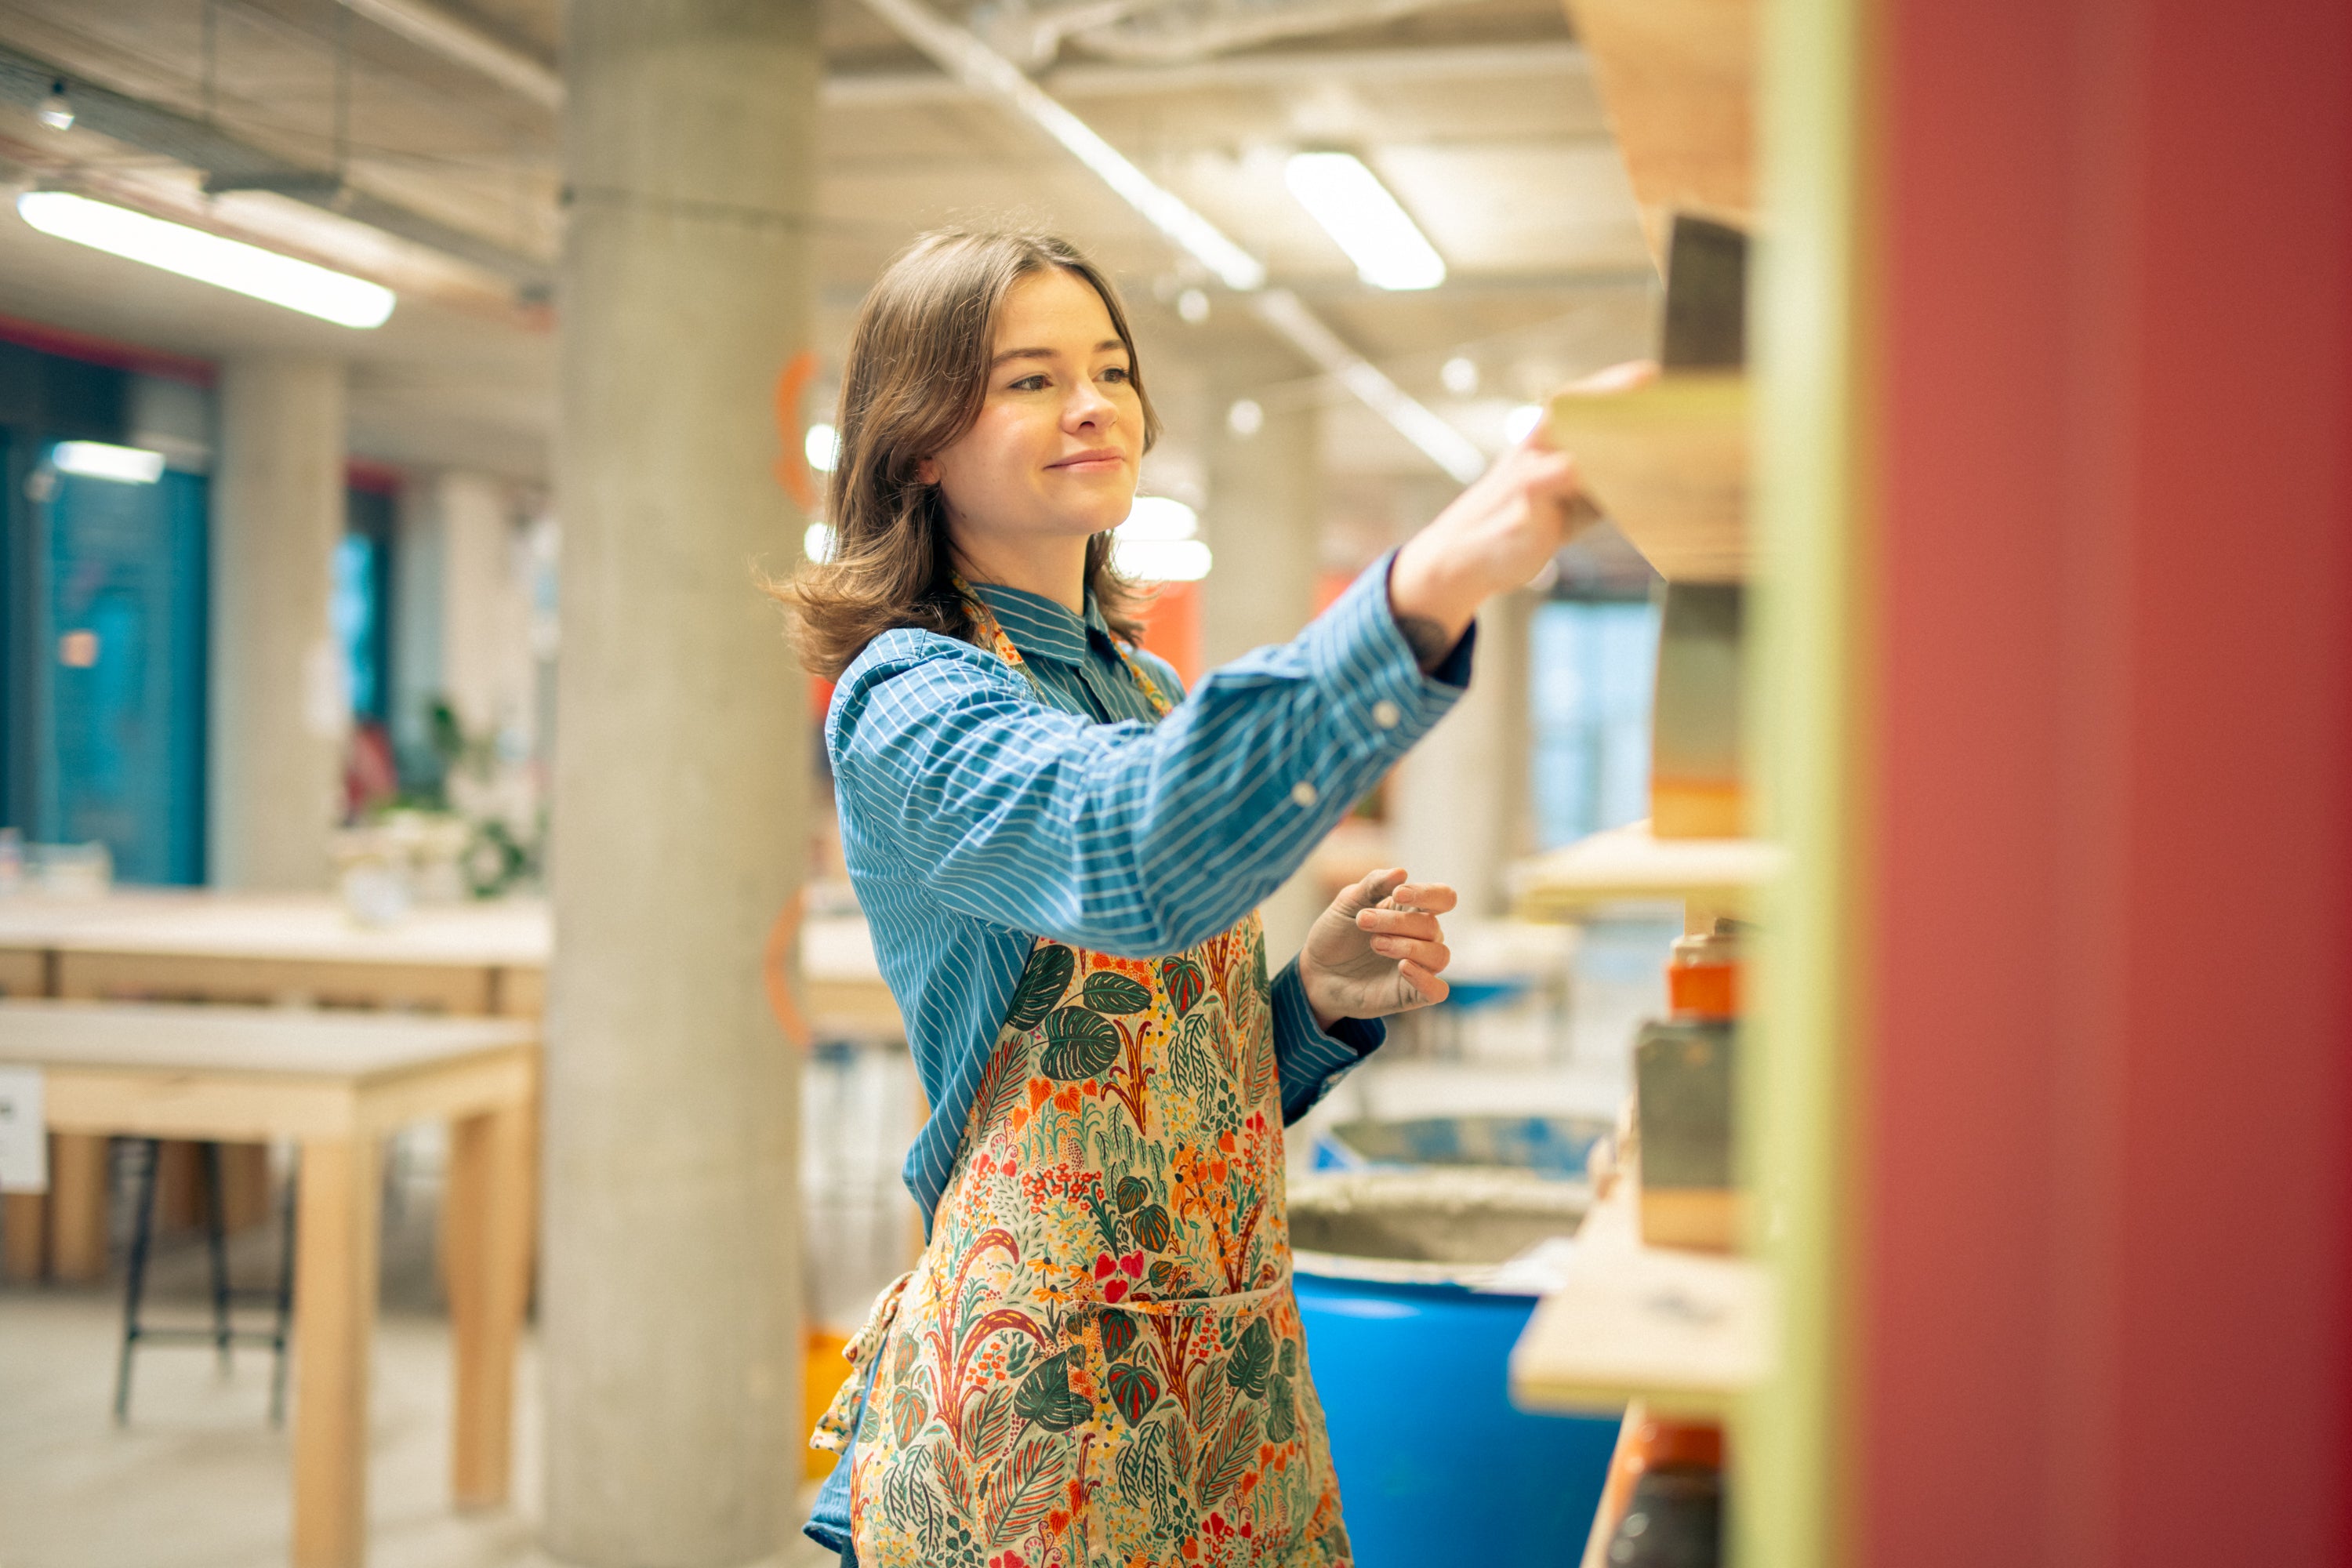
[1853,1,2352,1563]
[1134,579,1202,689]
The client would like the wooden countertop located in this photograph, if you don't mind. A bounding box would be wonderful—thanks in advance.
[0,891,551,967]
[0,998,538,1078]
[1508,1178,1770,1417]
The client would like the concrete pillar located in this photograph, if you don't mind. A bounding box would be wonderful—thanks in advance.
[209,358,347,890]
[1202,382,1325,959]
[1388,588,1537,917]
[543,2,817,1563]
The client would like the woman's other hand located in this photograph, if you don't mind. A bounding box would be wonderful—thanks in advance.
[1299,868,1458,1029]
[1386,359,1656,662]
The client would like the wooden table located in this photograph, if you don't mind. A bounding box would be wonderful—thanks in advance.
[0,891,551,1014]
[0,892,549,1281]
[0,1000,538,1568]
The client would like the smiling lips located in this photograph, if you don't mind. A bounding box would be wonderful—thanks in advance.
[1049,448,1124,472]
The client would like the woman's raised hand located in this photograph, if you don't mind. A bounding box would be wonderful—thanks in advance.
[1386,359,1655,659]
[1298,868,1459,1029]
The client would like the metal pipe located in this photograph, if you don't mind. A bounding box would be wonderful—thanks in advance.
[819,40,1592,107]
[336,0,562,111]
[1249,289,1486,481]
[1069,0,1486,65]
[853,0,1489,480]
[859,0,1265,290]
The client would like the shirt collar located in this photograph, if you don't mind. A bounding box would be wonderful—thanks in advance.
[969,581,1115,667]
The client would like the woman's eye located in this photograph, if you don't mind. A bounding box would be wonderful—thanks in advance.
[1102,366,1131,383]
[1009,375,1049,391]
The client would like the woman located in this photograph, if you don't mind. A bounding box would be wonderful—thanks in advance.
[786,229,1581,1567]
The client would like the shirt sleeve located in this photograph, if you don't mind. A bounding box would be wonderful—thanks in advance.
[1268,956,1385,1124]
[829,550,1475,960]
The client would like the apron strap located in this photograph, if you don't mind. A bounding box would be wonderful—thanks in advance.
[954,575,1174,719]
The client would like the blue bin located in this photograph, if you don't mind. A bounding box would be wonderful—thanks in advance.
[1296,1264,1618,1566]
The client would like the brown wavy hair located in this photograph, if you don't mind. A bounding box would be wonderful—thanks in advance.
[770,229,1163,681]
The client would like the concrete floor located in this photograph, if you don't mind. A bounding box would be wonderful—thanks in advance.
[0,1174,837,1568]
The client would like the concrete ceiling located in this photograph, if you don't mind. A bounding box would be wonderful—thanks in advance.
[0,0,1658,535]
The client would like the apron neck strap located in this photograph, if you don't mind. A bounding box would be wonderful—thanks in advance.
[953,574,1174,719]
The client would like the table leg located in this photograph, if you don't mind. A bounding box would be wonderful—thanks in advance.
[292,1134,380,1568]
[2,1191,46,1279]
[443,1102,530,1510]
[49,1133,111,1281]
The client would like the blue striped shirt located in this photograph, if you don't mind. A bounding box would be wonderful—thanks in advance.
[826,550,1474,1225]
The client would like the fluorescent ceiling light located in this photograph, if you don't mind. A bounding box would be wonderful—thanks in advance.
[1117,495,1198,542]
[1283,152,1446,292]
[53,441,164,484]
[804,523,837,564]
[1504,403,1544,444]
[805,423,840,473]
[1112,536,1212,583]
[17,192,396,329]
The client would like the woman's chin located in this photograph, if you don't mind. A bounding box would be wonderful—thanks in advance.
[1046,500,1136,539]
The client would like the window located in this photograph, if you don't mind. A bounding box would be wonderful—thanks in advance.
[1530,597,1661,848]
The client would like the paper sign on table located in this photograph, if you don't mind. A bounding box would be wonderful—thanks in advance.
[0,1064,47,1192]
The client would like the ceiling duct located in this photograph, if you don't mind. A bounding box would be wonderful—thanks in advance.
[825,42,1592,107]
[0,44,551,294]
[334,0,563,111]
[978,0,1488,67]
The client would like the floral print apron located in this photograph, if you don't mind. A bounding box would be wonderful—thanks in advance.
[813,595,1352,1568]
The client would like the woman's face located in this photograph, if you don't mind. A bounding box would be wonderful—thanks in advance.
[919,267,1144,558]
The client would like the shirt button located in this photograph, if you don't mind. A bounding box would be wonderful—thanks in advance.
[1372,700,1402,731]
[1290,781,1319,808]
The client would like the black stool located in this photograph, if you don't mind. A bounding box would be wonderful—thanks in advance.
[114,1138,296,1425]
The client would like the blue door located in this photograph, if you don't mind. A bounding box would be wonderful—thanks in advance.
[34,447,207,884]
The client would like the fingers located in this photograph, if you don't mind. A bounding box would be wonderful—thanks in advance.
[1356,906,1445,944]
[1328,867,1407,920]
[1397,958,1450,1006]
[1369,935,1451,973]
[1559,358,1659,397]
[1381,880,1458,914]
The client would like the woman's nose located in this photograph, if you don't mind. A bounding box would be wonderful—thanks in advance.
[1065,379,1116,430]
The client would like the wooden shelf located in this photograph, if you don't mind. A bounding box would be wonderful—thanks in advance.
[1559,0,1755,262]
[1508,820,1784,921]
[1547,372,1748,583]
[1509,1181,1770,1418]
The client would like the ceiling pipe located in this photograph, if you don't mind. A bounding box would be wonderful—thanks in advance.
[1247,288,1486,481]
[972,0,1489,71]
[820,40,1592,107]
[855,0,1488,481]
[859,0,1265,290]
[335,0,563,111]
[1069,0,1487,66]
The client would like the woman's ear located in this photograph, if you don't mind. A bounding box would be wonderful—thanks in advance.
[914,456,939,485]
